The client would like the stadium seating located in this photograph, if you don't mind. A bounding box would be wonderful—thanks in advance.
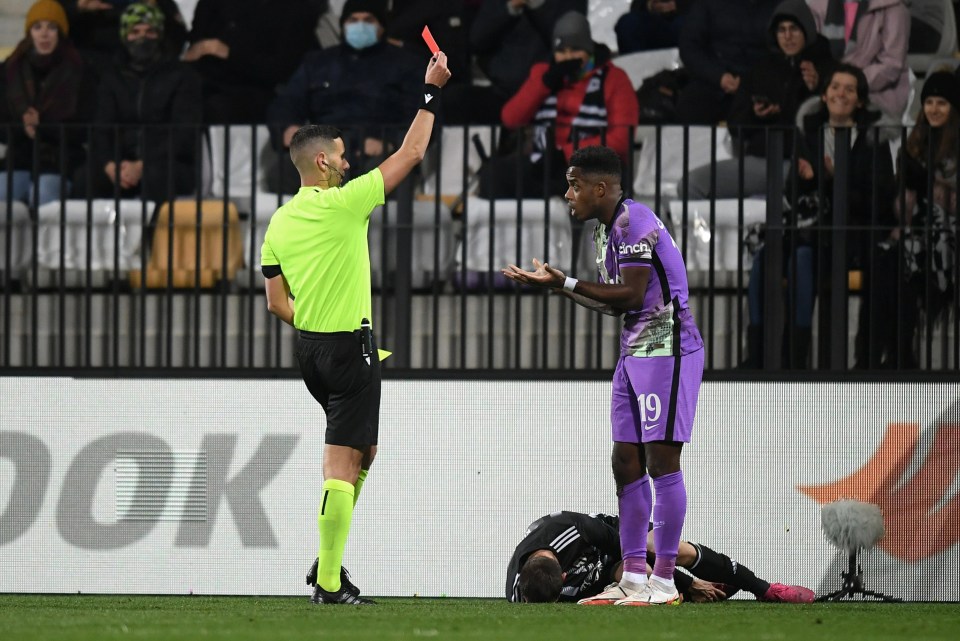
[906,0,957,74]
[455,196,572,290]
[128,200,242,289]
[30,199,153,287]
[668,198,767,275]
[0,200,31,281]
[634,125,733,199]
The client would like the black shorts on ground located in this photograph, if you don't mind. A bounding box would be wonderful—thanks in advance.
[295,331,381,448]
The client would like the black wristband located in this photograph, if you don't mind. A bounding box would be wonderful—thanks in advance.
[420,83,442,114]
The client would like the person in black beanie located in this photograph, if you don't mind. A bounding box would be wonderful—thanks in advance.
[266,0,423,194]
[869,69,960,369]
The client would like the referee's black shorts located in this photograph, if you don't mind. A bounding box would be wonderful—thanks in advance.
[295,330,381,448]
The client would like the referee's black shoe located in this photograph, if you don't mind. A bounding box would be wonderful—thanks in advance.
[311,583,376,605]
[306,558,360,597]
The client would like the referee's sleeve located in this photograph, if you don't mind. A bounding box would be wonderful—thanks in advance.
[260,231,280,278]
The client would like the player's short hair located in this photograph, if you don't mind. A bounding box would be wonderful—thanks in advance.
[568,146,621,183]
[290,124,342,156]
[518,556,563,603]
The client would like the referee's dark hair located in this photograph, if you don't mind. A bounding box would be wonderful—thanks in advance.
[518,556,564,603]
[569,145,622,183]
[290,124,342,156]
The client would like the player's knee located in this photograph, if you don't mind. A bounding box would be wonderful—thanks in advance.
[644,443,682,478]
[611,444,644,485]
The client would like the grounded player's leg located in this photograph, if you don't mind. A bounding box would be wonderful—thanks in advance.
[686,543,813,603]
[686,543,767,598]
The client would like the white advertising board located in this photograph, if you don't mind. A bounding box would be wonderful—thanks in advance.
[1,378,957,601]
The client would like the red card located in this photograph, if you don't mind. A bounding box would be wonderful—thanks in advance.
[421,25,440,55]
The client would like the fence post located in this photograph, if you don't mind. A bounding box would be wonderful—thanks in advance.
[763,129,785,370]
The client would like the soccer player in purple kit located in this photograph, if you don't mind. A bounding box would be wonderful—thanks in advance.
[502,145,703,606]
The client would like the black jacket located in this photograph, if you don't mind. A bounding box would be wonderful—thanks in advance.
[267,39,423,147]
[188,0,323,94]
[89,53,202,198]
[795,101,895,267]
[470,0,586,96]
[679,0,782,85]
[728,0,835,157]
[0,40,96,174]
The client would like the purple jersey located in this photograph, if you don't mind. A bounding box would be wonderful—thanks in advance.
[594,198,703,357]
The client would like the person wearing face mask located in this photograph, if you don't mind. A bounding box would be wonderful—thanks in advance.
[55,0,187,76]
[488,11,638,199]
[0,0,94,207]
[183,0,324,124]
[267,0,423,195]
[71,2,202,204]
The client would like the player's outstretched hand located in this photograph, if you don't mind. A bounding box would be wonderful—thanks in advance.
[687,578,729,603]
[425,52,452,89]
[501,258,564,288]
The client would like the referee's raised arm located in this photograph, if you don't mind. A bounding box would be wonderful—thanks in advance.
[378,51,451,195]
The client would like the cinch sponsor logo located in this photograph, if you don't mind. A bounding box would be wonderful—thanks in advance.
[798,421,960,562]
[618,242,650,256]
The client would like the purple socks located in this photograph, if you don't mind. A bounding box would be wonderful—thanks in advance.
[618,474,652,569]
[651,470,687,582]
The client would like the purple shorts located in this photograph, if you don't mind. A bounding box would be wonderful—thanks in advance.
[610,349,704,443]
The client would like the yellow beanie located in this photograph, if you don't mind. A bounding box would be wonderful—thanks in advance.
[26,0,69,37]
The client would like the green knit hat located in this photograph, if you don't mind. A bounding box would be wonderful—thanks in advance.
[119,3,165,40]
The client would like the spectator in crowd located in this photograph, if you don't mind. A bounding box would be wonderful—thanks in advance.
[743,63,895,368]
[487,11,639,199]
[71,2,202,203]
[807,0,911,121]
[615,0,693,54]
[676,0,781,124]
[267,0,423,194]
[385,0,473,89]
[681,0,834,199]
[0,1,95,207]
[867,70,960,368]
[459,0,586,124]
[183,0,324,125]
[56,0,186,74]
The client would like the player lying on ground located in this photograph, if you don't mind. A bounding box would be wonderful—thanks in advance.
[506,511,815,604]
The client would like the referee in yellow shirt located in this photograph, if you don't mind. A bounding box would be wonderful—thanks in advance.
[261,52,451,605]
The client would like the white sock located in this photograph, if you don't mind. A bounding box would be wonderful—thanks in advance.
[649,575,676,590]
[622,571,648,589]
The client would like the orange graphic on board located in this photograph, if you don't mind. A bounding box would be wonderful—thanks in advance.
[798,423,960,562]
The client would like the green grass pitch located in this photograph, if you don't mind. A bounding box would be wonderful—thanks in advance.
[1,596,959,641]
